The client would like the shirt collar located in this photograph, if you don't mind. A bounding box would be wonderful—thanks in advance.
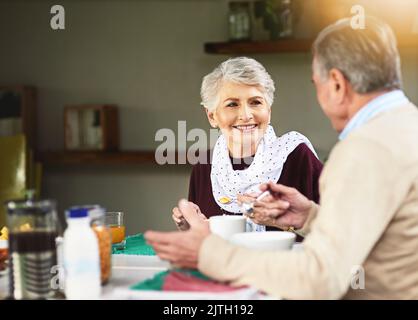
[339,90,409,140]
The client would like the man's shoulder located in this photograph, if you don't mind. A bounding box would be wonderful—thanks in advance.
[328,104,418,171]
[364,102,418,131]
[347,103,418,160]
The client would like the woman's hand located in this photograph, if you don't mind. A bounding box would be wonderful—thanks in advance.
[252,182,313,230]
[172,206,189,231]
[147,199,211,269]
[172,201,206,231]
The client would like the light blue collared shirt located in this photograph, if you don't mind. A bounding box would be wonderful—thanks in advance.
[339,90,409,140]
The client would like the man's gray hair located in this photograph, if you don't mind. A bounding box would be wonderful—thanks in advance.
[200,57,275,111]
[312,16,402,93]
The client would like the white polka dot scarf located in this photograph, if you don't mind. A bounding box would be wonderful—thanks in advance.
[211,125,318,223]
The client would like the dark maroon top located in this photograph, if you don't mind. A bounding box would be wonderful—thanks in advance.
[188,143,323,221]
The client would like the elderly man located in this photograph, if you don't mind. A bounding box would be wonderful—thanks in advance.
[145,17,418,299]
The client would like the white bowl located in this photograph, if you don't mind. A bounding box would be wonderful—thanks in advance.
[209,215,246,239]
[230,231,296,251]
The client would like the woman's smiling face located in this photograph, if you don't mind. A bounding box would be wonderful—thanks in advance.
[207,81,271,158]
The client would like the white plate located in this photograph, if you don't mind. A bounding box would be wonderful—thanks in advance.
[112,254,170,269]
[105,287,271,300]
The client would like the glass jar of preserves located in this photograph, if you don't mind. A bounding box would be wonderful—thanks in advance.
[88,206,112,285]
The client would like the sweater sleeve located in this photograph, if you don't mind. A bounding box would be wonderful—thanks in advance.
[278,143,323,204]
[188,165,198,204]
[198,137,401,299]
[187,155,223,218]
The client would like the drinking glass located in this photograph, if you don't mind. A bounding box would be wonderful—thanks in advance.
[105,212,125,250]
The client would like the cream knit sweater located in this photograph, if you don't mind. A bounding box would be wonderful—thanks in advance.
[198,103,418,299]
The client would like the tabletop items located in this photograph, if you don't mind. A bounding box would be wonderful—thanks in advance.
[0,227,8,272]
[1,198,127,300]
[63,207,101,299]
[105,211,126,251]
[91,208,112,284]
[63,205,125,298]
[6,198,58,300]
[131,268,242,292]
[111,233,155,256]
[1,196,293,300]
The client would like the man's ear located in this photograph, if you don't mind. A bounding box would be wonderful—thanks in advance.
[329,68,348,105]
[205,108,218,128]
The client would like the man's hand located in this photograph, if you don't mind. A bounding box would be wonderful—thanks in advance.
[251,182,313,230]
[237,192,284,228]
[146,199,210,269]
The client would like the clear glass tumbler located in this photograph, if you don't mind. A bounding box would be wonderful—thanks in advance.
[105,212,125,250]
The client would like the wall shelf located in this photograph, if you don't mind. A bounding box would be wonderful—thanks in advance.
[204,39,314,54]
[204,35,418,55]
[39,151,189,166]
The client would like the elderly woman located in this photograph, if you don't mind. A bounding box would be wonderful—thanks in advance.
[172,57,322,232]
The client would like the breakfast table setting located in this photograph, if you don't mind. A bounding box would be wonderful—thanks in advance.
[0,230,302,300]
[106,228,301,300]
[0,200,302,300]
[85,232,287,300]
[101,213,302,300]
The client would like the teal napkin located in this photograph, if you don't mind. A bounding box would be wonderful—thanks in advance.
[112,233,156,256]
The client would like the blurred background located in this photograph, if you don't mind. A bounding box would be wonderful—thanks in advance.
[0,0,417,234]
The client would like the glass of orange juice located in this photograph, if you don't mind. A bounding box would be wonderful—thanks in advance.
[105,212,125,250]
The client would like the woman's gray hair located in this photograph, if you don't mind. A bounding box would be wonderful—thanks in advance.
[200,57,275,111]
[312,16,402,93]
